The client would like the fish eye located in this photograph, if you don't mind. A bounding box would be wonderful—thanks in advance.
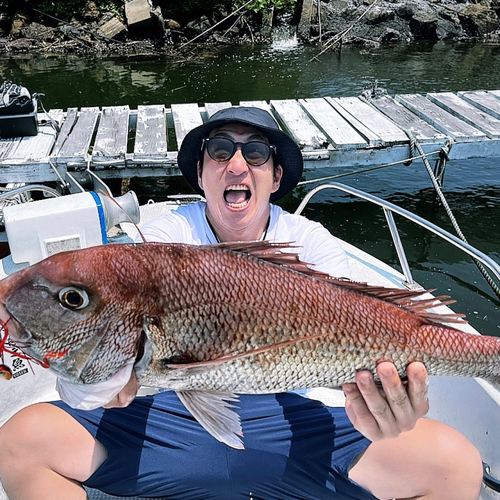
[58,287,89,310]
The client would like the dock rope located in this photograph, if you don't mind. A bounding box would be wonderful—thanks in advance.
[406,130,500,300]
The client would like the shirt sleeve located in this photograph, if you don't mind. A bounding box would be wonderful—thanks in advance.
[296,222,351,280]
[268,207,351,280]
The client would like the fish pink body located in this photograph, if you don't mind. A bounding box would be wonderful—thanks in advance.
[0,241,498,447]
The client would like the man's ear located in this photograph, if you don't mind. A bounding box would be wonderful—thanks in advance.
[271,165,283,193]
[197,161,203,190]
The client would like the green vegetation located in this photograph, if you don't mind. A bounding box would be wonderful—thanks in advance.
[246,0,296,13]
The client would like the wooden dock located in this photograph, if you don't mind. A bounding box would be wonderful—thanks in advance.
[1,89,500,184]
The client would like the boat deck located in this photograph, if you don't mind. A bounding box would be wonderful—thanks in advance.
[1,89,500,184]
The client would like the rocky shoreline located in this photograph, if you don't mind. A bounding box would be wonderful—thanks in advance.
[0,0,499,58]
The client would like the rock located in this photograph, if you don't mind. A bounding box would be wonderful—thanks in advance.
[459,4,499,36]
[82,1,100,21]
[409,11,439,38]
[379,27,404,41]
[185,16,211,36]
[261,6,273,38]
[493,0,500,16]
[6,38,40,52]
[298,0,314,39]
[0,12,9,32]
[10,10,30,38]
[365,6,395,24]
[330,0,349,10]
[21,22,56,42]
[396,4,417,20]
[166,19,181,30]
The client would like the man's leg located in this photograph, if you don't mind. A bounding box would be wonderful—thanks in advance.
[0,403,107,500]
[349,418,483,500]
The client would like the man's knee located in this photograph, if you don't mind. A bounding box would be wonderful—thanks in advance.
[0,402,106,481]
[0,403,52,483]
[350,418,483,499]
[1,404,60,468]
[428,420,483,494]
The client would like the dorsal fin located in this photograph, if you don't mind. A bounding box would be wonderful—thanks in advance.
[203,240,466,327]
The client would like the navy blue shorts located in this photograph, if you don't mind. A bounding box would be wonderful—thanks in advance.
[51,391,375,500]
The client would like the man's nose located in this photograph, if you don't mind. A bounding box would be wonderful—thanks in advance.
[227,147,249,174]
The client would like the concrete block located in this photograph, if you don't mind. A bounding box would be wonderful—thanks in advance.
[97,16,127,39]
[125,0,153,30]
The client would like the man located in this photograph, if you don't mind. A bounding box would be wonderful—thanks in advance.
[0,107,483,499]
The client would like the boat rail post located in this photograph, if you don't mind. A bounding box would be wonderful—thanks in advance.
[382,208,416,289]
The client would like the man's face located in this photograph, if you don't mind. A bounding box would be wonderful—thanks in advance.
[197,123,283,241]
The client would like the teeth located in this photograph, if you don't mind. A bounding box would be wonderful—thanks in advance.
[227,200,249,208]
[224,185,250,209]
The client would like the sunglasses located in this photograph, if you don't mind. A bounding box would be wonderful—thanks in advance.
[202,137,277,166]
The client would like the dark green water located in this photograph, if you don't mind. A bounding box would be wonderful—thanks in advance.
[1,41,499,335]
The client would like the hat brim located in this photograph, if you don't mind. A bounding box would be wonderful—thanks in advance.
[177,115,303,202]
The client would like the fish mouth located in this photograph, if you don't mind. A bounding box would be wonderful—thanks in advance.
[224,184,251,209]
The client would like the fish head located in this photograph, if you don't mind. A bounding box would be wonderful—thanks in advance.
[0,245,150,384]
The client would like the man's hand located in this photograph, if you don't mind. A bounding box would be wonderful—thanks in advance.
[343,361,429,441]
[103,370,140,409]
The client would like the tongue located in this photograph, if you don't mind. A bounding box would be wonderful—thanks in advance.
[225,190,248,205]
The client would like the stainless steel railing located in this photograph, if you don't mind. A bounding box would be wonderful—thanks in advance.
[294,183,500,287]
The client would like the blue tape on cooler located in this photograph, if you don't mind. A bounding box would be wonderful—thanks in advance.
[90,191,108,244]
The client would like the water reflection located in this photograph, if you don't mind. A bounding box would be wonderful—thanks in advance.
[3,41,500,110]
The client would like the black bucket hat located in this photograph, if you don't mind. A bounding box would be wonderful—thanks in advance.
[177,106,303,202]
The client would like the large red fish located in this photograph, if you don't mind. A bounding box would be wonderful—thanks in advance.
[0,241,498,448]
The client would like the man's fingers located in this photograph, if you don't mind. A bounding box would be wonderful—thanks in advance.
[375,362,416,433]
[343,362,430,441]
[406,362,430,416]
[343,370,396,441]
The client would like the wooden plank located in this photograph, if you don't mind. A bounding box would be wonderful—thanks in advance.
[205,102,232,117]
[0,139,21,160]
[396,94,486,142]
[299,97,367,149]
[53,107,100,159]
[239,100,272,112]
[134,104,167,158]
[93,105,130,159]
[426,92,500,139]
[333,96,408,146]
[51,107,78,156]
[171,103,203,148]
[325,97,381,146]
[369,96,445,143]
[271,99,329,150]
[458,91,500,120]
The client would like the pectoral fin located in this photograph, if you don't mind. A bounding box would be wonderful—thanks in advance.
[176,390,244,450]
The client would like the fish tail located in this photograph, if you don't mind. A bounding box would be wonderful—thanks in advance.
[425,327,500,382]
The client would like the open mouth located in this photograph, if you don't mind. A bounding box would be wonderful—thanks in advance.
[224,185,251,209]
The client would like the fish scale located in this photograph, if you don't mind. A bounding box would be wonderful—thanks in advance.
[0,241,500,448]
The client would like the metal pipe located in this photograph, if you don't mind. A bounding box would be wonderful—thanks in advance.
[295,183,500,283]
[383,207,414,285]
